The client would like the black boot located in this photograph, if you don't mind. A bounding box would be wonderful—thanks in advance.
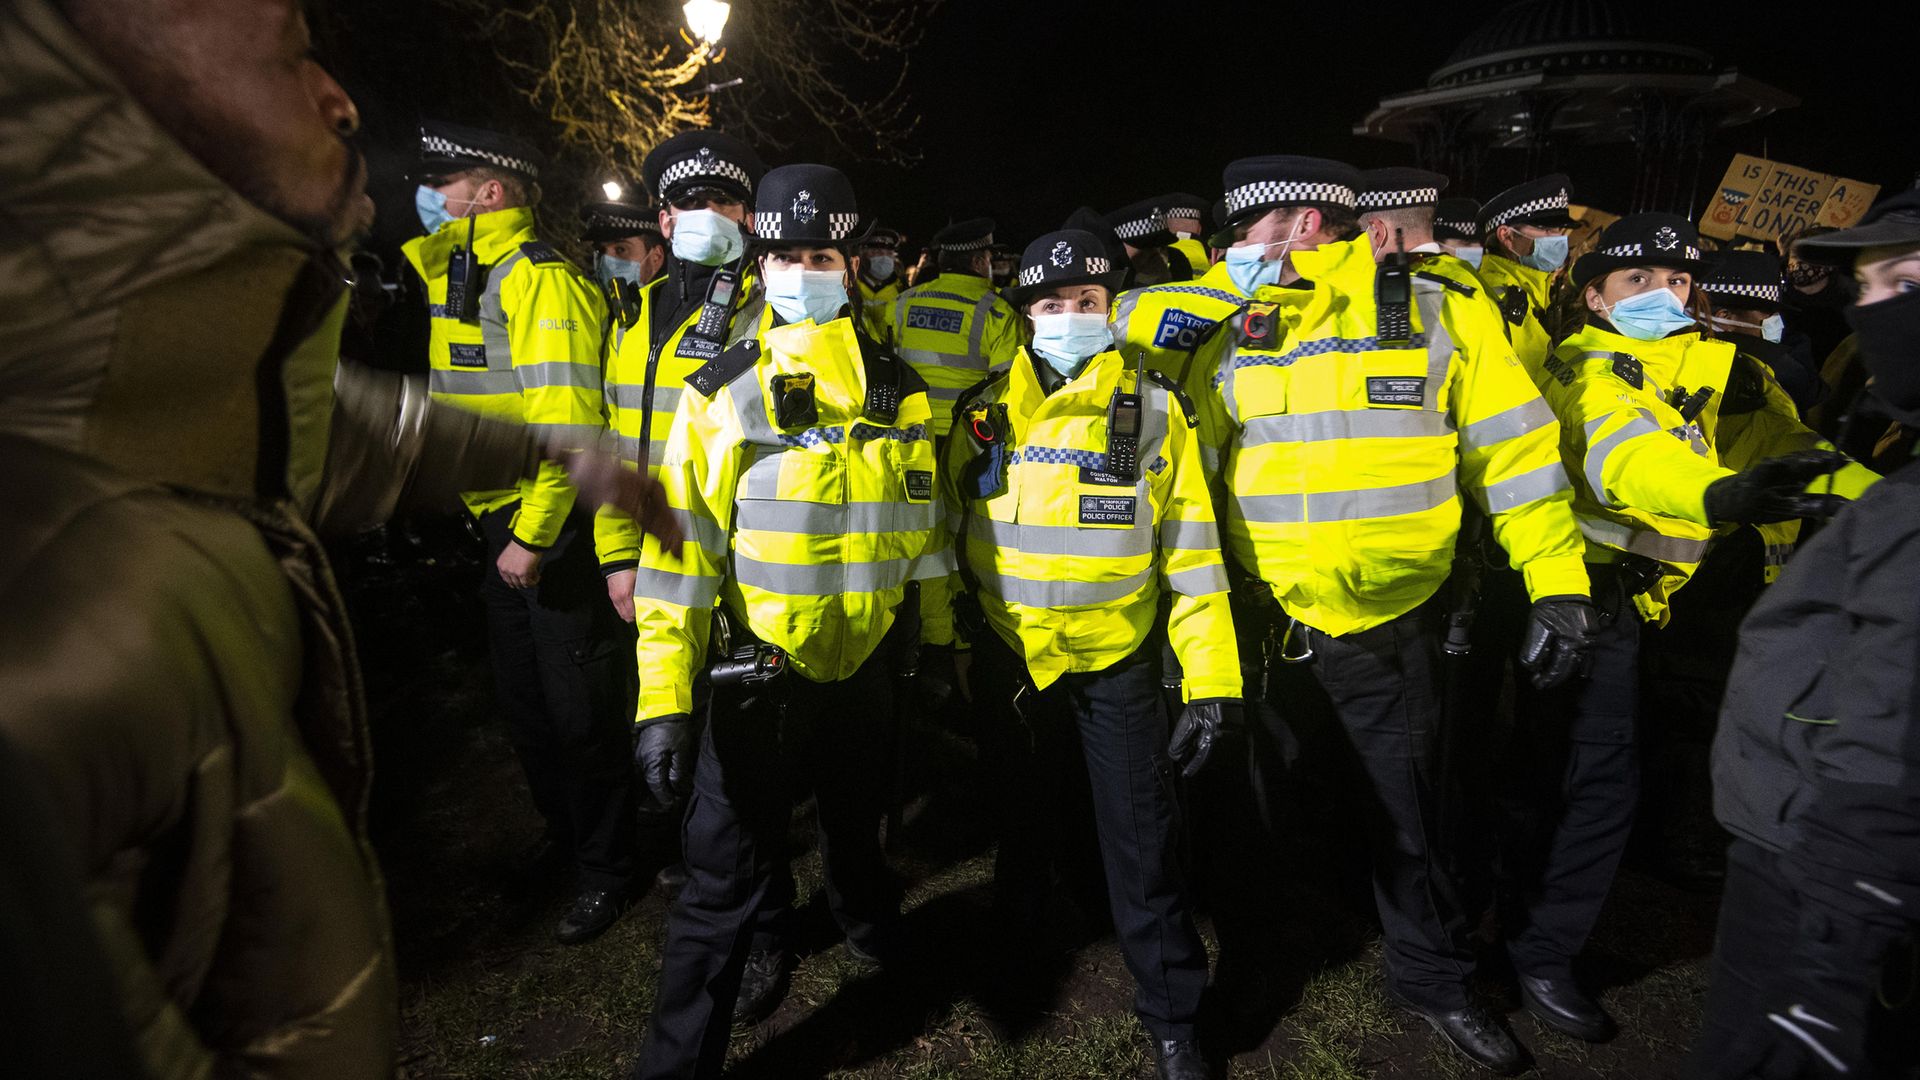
[1519,974,1617,1042]
[554,888,624,945]
[732,949,793,1025]
[653,862,690,900]
[1153,1039,1212,1080]
[1387,988,1526,1075]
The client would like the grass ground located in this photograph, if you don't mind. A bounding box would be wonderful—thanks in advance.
[347,533,1721,1080]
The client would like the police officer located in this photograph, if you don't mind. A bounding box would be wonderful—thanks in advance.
[945,228,1237,1080]
[1161,193,1214,278]
[1107,198,1187,286]
[1433,197,1484,269]
[856,222,906,342]
[989,242,1019,292]
[1692,189,1920,1080]
[401,121,635,943]
[1108,205,1250,392]
[1476,175,1577,376]
[596,130,767,615]
[580,195,666,319]
[1510,212,1852,1044]
[1190,155,1598,1073]
[891,217,1024,429]
[626,164,952,1080]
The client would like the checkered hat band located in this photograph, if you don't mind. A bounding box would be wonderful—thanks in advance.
[1486,191,1570,229]
[1357,187,1441,211]
[753,212,861,240]
[1601,242,1703,261]
[421,134,539,179]
[1165,205,1204,219]
[938,237,992,252]
[595,214,657,233]
[1113,215,1165,240]
[657,156,753,197]
[1016,256,1111,286]
[1224,180,1357,213]
[1703,281,1781,303]
[1435,218,1475,235]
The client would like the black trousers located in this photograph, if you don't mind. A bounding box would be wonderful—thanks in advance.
[1690,841,1920,1079]
[1270,605,1476,1012]
[634,636,901,1080]
[1496,565,1640,981]
[973,633,1209,1041]
[479,506,636,891]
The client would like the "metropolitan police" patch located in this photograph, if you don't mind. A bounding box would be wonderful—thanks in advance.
[1152,308,1213,352]
[905,306,964,334]
[1366,376,1425,407]
[1078,495,1137,525]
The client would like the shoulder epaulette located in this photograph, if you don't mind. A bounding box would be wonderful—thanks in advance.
[1414,270,1476,298]
[1143,368,1199,428]
[953,367,1011,414]
[518,241,568,267]
[685,339,761,398]
[1499,286,1530,327]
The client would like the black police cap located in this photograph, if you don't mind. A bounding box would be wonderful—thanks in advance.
[1217,156,1362,236]
[579,200,661,243]
[1356,168,1449,213]
[1479,174,1576,235]
[1005,228,1128,307]
[1793,188,1920,263]
[1570,212,1710,290]
[641,130,767,203]
[931,218,996,252]
[1106,198,1175,249]
[1160,193,1209,227]
[751,164,865,247]
[1061,207,1130,278]
[862,222,905,249]
[1433,198,1482,242]
[1700,250,1787,311]
[410,120,544,183]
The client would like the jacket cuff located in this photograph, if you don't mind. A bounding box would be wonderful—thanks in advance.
[1183,676,1244,703]
[1521,554,1592,603]
[600,559,639,578]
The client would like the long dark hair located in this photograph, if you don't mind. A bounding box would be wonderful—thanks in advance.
[1550,269,1716,346]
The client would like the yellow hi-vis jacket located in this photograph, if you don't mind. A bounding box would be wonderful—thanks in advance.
[891,272,1024,435]
[1714,340,1879,581]
[858,275,903,344]
[1109,260,1246,385]
[1538,324,1746,622]
[1170,237,1212,279]
[593,266,763,573]
[402,206,606,549]
[1476,252,1558,379]
[1194,235,1590,639]
[630,314,955,721]
[941,349,1240,700]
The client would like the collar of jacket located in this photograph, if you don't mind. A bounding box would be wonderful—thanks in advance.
[1564,323,1733,393]
[1480,252,1555,308]
[1249,236,1377,331]
[1006,347,1127,422]
[762,315,867,416]
[924,272,994,298]
[407,206,537,276]
[0,0,350,511]
[661,250,723,307]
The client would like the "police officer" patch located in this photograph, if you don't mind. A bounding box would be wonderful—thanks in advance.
[1079,495,1136,525]
[905,470,933,501]
[449,342,487,368]
[905,306,964,334]
[1366,377,1425,407]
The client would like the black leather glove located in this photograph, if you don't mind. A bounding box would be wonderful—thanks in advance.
[1518,595,1600,690]
[1704,450,1851,525]
[633,715,696,806]
[1167,698,1244,779]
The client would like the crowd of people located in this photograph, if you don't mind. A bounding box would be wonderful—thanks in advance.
[2,1,1917,1079]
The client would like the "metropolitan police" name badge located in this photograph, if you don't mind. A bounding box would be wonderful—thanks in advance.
[1079,495,1136,525]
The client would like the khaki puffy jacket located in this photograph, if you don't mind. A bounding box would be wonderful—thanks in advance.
[0,2,541,1075]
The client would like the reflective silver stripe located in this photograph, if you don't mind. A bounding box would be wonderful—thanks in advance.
[1236,473,1456,524]
[1159,518,1219,551]
[615,434,670,469]
[1579,517,1709,565]
[1582,413,1664,508]
[609,383,683,415]
[737,499,938,537]
[967,515,1154,558]
[478,251,525,367]
[526,422,604,449]
[1165,563,1229,597]
[967,292,997,362]
[1460,397,1556,451]
[632,566,721,608]
[926,384,971,402]
[667,508,729,554]
[517,361,600,391]
[911,548,957,579]
[898,346,985,371]
[1416,285,1453,393]
[431,368,518,396]
[1111,290,1142,345]
[1241,408,1451,446]
[1474,459,1570,512]
[974,565,1154,608]
[733,553,920,595]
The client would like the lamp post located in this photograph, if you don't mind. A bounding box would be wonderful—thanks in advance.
[682,0,731,48]
[602,180,624,201]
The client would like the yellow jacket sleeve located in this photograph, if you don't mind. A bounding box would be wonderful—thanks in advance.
[1542,355,1734,527]
[503,266,606,548]
[1719,367,1880,500]
[593,324,644,573]
[631,388,743,721]
[1441,293,1589,600]
[983,296,1025,368]
[1154,387,1241,701]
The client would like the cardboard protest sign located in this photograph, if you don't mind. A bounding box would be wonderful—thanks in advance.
[1703,154,1879,243]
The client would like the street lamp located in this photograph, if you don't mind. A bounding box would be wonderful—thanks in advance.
[602,180,624,201]
[682,0,731,46]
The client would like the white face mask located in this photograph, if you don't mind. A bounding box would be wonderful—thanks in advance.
[1714,312,1786,343]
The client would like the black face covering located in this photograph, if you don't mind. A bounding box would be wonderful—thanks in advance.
[1845,289,1920,422]
[1788,263,1832,288]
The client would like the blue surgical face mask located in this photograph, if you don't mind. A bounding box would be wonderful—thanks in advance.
[1029,313,1113,375]
[1603,287,1697,341]
[596,254,645,288]
[764,268,848,325]
[1452,245,1486,270]
[1518,232,1570,272]
[415,185,481,234]
[865,254,897,282]
[1225,241,1287,295]
[670,208,745,266]
[1712,312,1787,344]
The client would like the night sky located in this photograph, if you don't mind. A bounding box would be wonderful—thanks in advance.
[323,0,1913,259]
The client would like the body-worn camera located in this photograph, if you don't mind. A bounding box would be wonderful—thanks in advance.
[708,643,787,686]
